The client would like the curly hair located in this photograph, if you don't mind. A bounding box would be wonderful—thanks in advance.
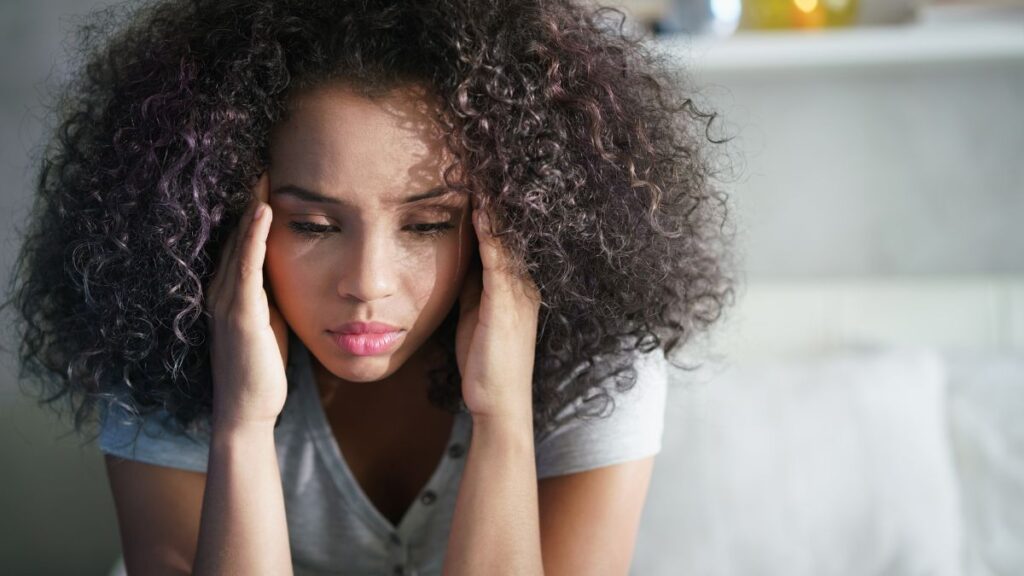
[4,0,737,442]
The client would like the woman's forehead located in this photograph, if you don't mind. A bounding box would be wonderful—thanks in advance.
[278,81,443,134]
[269,84,453,199]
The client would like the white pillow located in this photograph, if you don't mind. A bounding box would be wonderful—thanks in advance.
[633,346,963,576]
[943,350,1024,576]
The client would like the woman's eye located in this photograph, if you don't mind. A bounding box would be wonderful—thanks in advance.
[407,222,455,237]
[286,221,455,239]
[287,222,336,238]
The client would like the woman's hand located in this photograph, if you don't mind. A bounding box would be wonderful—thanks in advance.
[205,172,290,430]
[455,197,543,425]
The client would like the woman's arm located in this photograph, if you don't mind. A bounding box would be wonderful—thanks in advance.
[104,456,206,575]
[195,174,293,574]
[536,457,656,575]
[192,418,293,575]
[445,203,546,575]
[444,412,543,576]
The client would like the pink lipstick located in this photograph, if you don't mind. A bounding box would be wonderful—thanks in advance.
[328,322,405,356]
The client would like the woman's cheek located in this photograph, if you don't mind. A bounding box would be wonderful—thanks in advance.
[264,226,286,285]
[430,235,472,305]
[263,228,309,311]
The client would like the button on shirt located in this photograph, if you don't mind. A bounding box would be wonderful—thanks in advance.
[447,443,465,459]
[98,330,668,575]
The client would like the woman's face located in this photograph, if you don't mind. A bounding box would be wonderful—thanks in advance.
[265,83,475,386]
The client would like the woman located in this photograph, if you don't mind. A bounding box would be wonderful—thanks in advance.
[7,0,735,574]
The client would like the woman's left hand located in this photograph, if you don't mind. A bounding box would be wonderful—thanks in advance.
[455,196,543,425]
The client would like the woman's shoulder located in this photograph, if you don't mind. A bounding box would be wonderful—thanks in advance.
[97,399,213,473]
[96,358,310,474]
[533,347,669,479]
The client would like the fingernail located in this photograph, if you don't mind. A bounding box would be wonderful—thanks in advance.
[253,204,266,221]
[477,210,489,231]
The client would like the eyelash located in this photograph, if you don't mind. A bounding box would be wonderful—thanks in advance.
[286,221,455,239]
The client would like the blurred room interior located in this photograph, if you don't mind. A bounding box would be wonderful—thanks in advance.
[1,0,1021,574]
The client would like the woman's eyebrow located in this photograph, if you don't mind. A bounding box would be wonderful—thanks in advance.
[270,184,454,207]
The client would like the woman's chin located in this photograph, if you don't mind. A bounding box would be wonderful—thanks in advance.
[317,354,399,383]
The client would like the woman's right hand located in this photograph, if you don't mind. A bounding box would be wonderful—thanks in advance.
[205,172,289,430]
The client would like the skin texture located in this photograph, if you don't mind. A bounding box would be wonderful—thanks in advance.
[265,83,477,407]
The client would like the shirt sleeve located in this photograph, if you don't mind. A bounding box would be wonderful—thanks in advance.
[97,399,211,473]
[534,348,669,479]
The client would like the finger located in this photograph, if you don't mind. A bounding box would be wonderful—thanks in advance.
[254,170,271,205]
[473,202,525,295]
[207,211,243,311]
[235,179,273,322]
[209,201,252,308]
[212,174,266,308]
[472,202,503,274]
[471,202,542,308]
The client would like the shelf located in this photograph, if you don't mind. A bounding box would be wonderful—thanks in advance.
[652,7,1024,72]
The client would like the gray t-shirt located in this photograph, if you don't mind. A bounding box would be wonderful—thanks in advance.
[98,331,668,576]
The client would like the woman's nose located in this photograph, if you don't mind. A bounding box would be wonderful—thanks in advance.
[337,232,397,303]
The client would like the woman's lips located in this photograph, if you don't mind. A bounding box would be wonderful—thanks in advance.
[331,321,401,334]
[329,329,405,356]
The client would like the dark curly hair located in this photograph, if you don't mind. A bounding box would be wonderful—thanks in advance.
[4,0,737,443]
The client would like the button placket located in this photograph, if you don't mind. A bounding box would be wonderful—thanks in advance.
[447,443,465,459]
[389,533,408,576]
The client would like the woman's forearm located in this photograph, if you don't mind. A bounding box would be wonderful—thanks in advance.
[193,419,293,575]
[443,413,544,576]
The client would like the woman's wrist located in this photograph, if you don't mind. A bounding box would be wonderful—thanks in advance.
[470,409,534,444]
[211,409,280,438]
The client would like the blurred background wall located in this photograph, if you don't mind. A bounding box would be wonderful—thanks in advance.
[1,2,125,574]
[2,0,1022,574]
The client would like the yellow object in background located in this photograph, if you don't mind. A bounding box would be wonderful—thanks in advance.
[740,0,859,29]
